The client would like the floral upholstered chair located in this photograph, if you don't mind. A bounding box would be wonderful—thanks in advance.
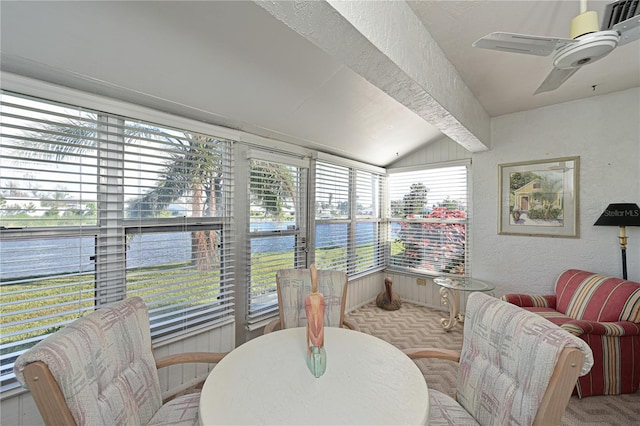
[405,292,593,426]
[263,268,359,333]
[501,269,640,397]
[14,297,227,426]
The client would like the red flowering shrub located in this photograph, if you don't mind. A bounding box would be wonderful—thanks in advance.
[394,207,466,275]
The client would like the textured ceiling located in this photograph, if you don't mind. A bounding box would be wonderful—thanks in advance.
[1,1,638,166]
[409,0,640,117]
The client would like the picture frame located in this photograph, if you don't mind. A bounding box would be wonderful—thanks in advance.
[498,156,579,237]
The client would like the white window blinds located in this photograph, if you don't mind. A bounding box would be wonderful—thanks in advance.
[354,170,385,274]
[314,161,385,275]
[122,121,235,339]
[0,92,235,391]
[388,164,469,276]
[246,157,307,329]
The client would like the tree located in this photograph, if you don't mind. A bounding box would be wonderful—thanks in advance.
[529,173,563,220]
[394,202,467,275]
[86,202,97,216]
[509,171,539,192]
[249,161,296,219]
[40,188,71,217]
[15,118,227,271]
[124,129,227,270]
[402,183,428,217]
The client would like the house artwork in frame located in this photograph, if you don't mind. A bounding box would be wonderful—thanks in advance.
[498,157,579,237]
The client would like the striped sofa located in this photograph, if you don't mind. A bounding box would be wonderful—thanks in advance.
[501,269,640,397]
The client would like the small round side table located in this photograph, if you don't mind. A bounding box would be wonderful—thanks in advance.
[433,277,495,331]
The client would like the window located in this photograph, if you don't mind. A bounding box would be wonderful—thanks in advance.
[314,160,385,275]
[246,156,308,330]
[0,92,234,391]
[388,163,470,277]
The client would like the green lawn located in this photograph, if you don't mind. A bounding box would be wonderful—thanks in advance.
[1,242,381,356]
[1,262,220,350]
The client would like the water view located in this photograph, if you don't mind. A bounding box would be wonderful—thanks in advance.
[1,222,384,280]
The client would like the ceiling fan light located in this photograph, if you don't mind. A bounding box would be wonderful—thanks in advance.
[570,11,600,39]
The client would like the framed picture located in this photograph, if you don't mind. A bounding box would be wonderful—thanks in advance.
[498,156,579,237]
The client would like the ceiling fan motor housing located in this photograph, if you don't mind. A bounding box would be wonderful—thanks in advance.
[570,11,600,38]
[553,30,619,68]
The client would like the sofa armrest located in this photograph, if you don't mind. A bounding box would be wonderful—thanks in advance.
[500,294,556,308]
[561,320,640,337]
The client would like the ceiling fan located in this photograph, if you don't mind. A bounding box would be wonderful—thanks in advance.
[472,0,640,94]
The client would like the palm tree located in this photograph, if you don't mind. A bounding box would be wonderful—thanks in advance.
[15,115,295,271]
[16,116,227,271]
[249,160,297,219]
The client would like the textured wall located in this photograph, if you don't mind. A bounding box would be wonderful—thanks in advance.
[387,89,640,301]
[472,88,640,295]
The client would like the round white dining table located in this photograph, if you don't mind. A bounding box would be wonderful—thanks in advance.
[199,327,429,425]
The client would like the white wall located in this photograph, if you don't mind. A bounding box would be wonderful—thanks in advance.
[473,88,640,296]
[388,89,640,300]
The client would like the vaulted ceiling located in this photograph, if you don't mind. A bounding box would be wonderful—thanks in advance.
[408,0,640,117]
[2,1,638,167]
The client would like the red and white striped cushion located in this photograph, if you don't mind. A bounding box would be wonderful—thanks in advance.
[555,269,640,322]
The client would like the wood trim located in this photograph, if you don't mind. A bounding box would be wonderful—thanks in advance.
[263,319,281,334]
[22,361,76,426]
[533,347,585,426]
[338,273,348,328]
[402,347,461,362]
[155,352,228,369]
[342,319,360,331]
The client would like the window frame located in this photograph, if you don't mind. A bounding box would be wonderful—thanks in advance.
[0,90,235,391]
[386,160,471,278]
[245,153,309,330]
[313,156,386,277]
[1,75,477,396]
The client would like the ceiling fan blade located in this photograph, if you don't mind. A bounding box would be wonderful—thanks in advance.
[473,32,576,56]
[612,15,640,46]
[533,67,581,95]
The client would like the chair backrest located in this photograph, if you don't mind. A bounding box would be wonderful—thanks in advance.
[14,297,163,426]
[554,269,640,321]
[275,268,348,329]
[457,292,594,425]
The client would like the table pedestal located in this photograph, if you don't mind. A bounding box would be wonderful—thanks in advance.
[434,277,495,332]
[439,286,463,331]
